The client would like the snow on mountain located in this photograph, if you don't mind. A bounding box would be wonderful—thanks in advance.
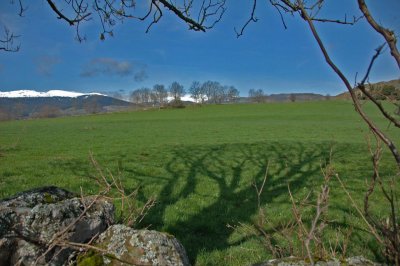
[167,95,196,103]
[0,90,104,98]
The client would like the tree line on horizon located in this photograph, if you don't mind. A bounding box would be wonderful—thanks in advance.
[126,81,240,105]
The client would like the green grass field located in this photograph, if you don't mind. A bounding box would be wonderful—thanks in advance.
[0,101,399,265]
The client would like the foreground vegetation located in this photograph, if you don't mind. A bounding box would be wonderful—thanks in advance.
[0,101,398,265]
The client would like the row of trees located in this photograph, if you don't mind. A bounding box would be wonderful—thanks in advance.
[248,89,266,103]
[129,81,240,105]
[189,81,239,104]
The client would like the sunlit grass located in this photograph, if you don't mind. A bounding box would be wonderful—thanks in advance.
[0,101,398,265]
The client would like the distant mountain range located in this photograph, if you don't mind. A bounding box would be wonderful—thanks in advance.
[267,93,327,102]
[0,90,135,120]
[1,80,398,120]
[0,90,105,98]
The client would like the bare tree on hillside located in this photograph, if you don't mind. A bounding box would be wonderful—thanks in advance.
[249,89,265,103]
[35,105,62,118]
[289,93,296,102]
[201,81,222,104]
[226,86,240,102]
[129,88,152,104]
[153,84,168,106]
[83,99,101,114]
[169,81,185,102]
[189,81,203,103]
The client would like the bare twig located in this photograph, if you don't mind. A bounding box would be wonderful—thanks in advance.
[46,0,91,26]
[235,0,258,37]
[31,153,156,264]
[336,174,384,245]
[0,27,20,52]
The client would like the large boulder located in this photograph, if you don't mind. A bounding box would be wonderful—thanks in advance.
[0,187,191,266]
[0,186,115,265]
[91,224,190,266]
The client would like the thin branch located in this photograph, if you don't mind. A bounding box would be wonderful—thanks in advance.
[158,0,206,31]
[235,0,258,37]
[16,0,28,17]
[46,0,91,26]
[310,15,363,25]
[336,174,384,245]
[297,2,400,168]
[355,44,400,128]
[358,0,400,69]
[0,27,20,52]
[270,0,288,29]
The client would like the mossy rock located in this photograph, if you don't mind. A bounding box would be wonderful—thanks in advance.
[77,250,104,266]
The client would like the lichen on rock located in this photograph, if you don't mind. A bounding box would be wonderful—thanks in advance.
[96,224,190,266]
[0,187,190,266]
[0,186,114,265]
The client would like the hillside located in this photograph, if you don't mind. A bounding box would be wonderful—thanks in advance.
[0,94,135,120]
[267,93,326,102]
[0,102,398,265]
[335,78,400,99]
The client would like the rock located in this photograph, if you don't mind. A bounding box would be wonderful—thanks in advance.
[94,224,190,266]
[0,186,115,265]
[254,256,381,266]
[1,187,190,266]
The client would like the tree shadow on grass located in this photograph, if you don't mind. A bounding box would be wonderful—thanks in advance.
[140,141,334,264]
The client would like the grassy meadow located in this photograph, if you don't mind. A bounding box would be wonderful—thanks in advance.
[0,100,399,265]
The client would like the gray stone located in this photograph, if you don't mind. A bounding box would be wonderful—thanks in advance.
[254,256,381,266]
[96,224,190,266]
[0,186,115,265]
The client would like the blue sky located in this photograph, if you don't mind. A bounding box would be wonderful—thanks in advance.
[0,1,399,96]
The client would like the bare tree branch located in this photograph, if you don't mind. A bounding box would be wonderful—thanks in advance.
[355,44,400,128]
[235,0,258,37]
[158,0,206,31]
[46,0,91,26]
[310,15,362,25]
[358,0,400,69]
[296,1,400,168]
[41,0,226,41]
[15,0,28,17]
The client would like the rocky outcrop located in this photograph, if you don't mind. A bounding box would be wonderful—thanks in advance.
[0,186,114,265]
[0,186,190,266]
[93,224,190,266]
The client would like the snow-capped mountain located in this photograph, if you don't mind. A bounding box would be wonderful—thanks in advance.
[167,95,197,103]
[0,90,104,98]
[0,91,134,120]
